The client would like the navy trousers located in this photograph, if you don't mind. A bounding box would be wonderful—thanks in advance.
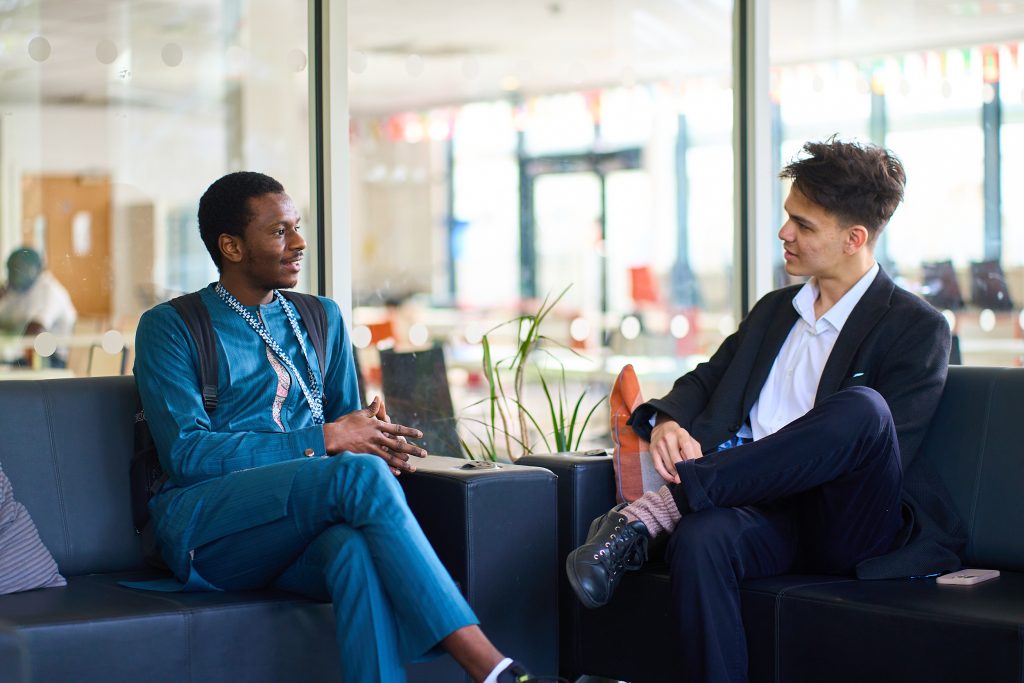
[667,387,904,683]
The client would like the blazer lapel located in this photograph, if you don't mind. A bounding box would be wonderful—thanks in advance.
[742,293,799,416]
[815,268,895,403]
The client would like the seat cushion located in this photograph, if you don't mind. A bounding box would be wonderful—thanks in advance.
[575,566,1024,683]
[0,619,27,683]
[766,571,1024,683]
[573,564,851,683]
[0,571,340,683]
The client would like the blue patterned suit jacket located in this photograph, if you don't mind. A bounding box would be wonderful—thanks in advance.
[133,285,360,585]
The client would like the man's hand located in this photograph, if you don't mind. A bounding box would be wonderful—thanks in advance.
[650,415,703,484]
[323,396,427,476]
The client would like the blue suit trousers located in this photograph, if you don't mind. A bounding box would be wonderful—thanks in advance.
[190,453,477,683]
[667,387,904,683]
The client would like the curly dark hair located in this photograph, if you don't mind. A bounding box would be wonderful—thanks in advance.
[197,172,285,269]
[780,137,906,240]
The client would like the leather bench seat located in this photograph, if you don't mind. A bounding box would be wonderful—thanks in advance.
[570,562,1024,683]
[745,571,1024,682]
[520,366,1024,682]
[1,571,339,682]
[0,376,558,683]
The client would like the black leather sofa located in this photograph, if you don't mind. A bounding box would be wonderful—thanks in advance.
[0,621,27,683]
[521,365,1024,683]
[0,376,558,683]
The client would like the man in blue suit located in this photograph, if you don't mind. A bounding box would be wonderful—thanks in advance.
[566,139,965,683]
[134,172,550,683]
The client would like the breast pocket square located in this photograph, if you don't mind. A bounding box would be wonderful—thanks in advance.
[843,371,867,388]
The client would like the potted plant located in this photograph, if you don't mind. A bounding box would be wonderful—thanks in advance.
[460,287,606,462]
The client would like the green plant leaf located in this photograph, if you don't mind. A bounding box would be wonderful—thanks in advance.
[538,372,566,452]
[481,334,496,426]
[558,388,566,448]
[574,395,607,451]
[538,285,570,320]
[483,314,529,339]
[484,430,498,462]
[458,436,478,460]
[509,397,552,453]
[491,357,517,456]
[536,334,589,361]
[460,416,531,453]
[461,431,491,461]
[566,389,586,450]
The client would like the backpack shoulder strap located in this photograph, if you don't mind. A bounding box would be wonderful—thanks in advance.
[168,292,219,412]
[280,291,327,377]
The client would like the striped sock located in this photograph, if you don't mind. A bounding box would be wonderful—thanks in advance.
[623,485,681,538]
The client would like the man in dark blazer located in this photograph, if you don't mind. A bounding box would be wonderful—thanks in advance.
[566,139,965,683]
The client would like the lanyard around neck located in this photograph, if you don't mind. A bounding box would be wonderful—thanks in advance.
[214,283,324,425]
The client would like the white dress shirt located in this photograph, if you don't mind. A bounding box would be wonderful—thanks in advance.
[738,262,880,441]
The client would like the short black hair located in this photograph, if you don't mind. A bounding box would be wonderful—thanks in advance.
[780,137,906,239]
[197,172,285,269]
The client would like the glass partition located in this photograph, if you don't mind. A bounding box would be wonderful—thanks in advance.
[347,0,736,459]
[770,1,1024,367]
[0,0,312,377]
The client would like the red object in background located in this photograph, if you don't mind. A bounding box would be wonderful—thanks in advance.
[674,307,700,357]
[983,47,999,84]
[629,266,660,306]
[367,320,395,345]
[360,321,396,390]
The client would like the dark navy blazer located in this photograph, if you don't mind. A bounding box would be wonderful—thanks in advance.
[630,268,966,579]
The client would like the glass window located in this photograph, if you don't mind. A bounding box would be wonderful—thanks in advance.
[348,1,736,460]
[770,2,1024,367]
[0,1,312,376]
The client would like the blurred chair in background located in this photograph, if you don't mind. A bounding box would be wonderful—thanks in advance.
[921,260,965,311]
[970,259,1014,311]
[379,345,462,458]
[86,344,129,377]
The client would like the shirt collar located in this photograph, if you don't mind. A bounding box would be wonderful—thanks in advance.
[792,261,880,333]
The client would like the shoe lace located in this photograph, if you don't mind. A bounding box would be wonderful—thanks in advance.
[595,522,649,575]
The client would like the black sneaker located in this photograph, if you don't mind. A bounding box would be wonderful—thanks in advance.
[565,503,650,609]
[496,660,567,682]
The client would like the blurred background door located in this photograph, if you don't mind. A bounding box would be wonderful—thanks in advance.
[21,175,112,318]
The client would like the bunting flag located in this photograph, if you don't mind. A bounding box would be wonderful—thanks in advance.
[583,90,602,124]
[346,41,1021,145]
[983,47,999,84]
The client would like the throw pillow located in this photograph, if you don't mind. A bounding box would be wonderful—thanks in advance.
[609,364,669,504]
[0,465,66,595]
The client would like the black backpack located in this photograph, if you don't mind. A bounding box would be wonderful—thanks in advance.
[130,291,328,548]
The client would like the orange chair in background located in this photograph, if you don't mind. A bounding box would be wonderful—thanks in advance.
[629,266,660,307]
